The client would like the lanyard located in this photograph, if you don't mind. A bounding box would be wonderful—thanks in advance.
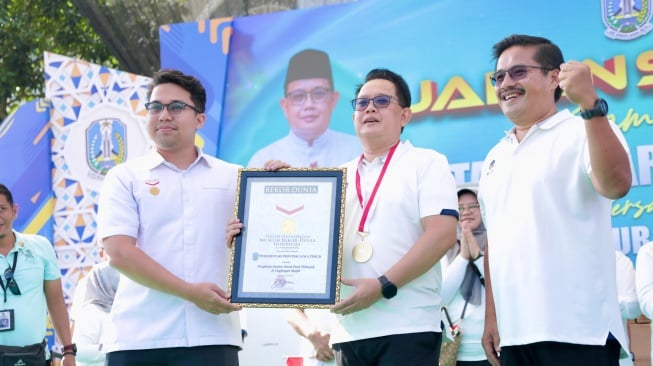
[355,141,400,233]
[1,252,18,303]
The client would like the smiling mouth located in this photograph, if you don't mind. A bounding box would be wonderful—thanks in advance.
[500,88,524,101]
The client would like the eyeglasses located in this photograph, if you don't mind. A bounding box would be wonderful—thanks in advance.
[351,95,397,111]
[458,204,480,213]
[286,87,332,105]
[3,268,21,296]
[144,101,201,116]
[489,65,555,86]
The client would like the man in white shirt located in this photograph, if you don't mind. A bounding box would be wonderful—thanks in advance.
[248,49,361,168]
[479,34,632,366]
[97,69,284,366]
[227,68,459,365]
[328,68,458,365]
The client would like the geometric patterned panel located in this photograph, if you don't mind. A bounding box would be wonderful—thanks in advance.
[44,52,152,302]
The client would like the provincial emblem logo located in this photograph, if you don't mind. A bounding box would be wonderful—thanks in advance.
[86,118,127,175]
[602,0,653,40]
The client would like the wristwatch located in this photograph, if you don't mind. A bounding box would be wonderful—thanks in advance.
[62,343,77,357]
[378,275,398,299]
[580,98,608,120]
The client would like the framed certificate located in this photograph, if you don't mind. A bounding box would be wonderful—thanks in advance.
[228,168,346,307]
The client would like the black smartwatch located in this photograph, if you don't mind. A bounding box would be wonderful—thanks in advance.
[62,343,77,357]
[378,275,398,299]
[580,98,608,120]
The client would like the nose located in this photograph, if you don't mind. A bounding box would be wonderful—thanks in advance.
[158,107,173,120]
[364,100,377,112]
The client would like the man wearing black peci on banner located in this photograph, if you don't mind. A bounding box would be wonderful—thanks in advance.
[248,49,361,169]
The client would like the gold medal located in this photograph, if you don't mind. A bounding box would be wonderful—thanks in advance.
[352,241,373,263]
[353,232,372,263]
[281,219,296,234]
[149,187,160,196]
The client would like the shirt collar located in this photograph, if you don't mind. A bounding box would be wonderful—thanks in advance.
[503,110,571,141]
[142,146,209,170]
[288,129,332,148]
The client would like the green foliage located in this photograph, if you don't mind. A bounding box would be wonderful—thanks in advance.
[0,0,118,121]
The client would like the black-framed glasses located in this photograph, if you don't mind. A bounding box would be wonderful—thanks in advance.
[3,268,21,296]
[458,204,480,213]
[351,95,396,111]
[144,101,201,116]
[286,87,332,105]
[489,65,555,86]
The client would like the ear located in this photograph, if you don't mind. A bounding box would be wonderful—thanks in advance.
[549,68,561,92]
[329,90,340,111]
[195,112,206,129]
[280,98,292,120]
[400,107,413,127]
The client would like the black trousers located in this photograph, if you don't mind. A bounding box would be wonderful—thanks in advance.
[457,361,492,366]
[500,338,621,366]
[106,345,239,366]
[333,331,441,366]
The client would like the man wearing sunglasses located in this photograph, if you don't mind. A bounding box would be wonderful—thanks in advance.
[247,49,361,168]
[327,68,459,365]
[479,35,632,366]
[0,184,77,365]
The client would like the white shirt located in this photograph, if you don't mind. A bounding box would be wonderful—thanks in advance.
[247,129,361,168]
[72,303,110,366]
[635,241,653,363]
[97,148,242,352]
[479,110,628,349]
[440,255,487,361]
[330,141,458,344]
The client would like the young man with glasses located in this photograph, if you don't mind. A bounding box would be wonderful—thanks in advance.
[479,34,632,366]
[0,183,77,365]
[247,49,361,168]
[97,69,285,366]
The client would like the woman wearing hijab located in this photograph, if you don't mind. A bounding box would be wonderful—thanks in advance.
[440,186,489,366]
[72,260,120,366]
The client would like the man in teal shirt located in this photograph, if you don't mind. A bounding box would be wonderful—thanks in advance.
[0,183,77,365]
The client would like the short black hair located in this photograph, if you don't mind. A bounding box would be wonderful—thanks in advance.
[492,34,564,102]
[0,184,14,206]
[355,68,411,108]
[146,69,206,113]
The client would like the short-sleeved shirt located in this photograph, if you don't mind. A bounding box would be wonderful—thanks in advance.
[97,148,242,352]
[479,110,628,348]
[248,129,361,168]
[0,231,60,346]
[330,141,458,344]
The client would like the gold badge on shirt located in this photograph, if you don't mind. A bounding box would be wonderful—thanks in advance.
[145,178,160,196]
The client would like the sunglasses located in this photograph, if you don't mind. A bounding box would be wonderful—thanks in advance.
[3,267,21,296]
[286,87,332,106]
[351,95,397,111]
[489,65,555,86]
[144,101,201,116]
